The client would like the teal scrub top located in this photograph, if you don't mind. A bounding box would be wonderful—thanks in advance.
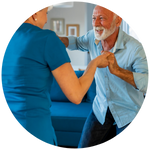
[2,23,71,145]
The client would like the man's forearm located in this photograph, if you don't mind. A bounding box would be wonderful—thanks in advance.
[114,67,137,88]
[59,37,69,47]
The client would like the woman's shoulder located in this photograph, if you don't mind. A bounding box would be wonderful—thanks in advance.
[37,29,58,41]
[42,29,56,36]
[20,23,56,39]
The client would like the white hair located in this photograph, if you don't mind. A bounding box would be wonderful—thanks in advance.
[113,10,121,20]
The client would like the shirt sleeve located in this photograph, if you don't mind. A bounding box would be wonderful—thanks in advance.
[44,32,71,71]
[68,31,92,52]
[132,45,148,93]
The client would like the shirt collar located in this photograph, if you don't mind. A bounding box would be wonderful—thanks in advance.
[94,28,125,52]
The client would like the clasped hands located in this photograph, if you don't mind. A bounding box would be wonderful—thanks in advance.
[96,51,120,75]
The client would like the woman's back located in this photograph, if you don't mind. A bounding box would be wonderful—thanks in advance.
[2,23,70,145]
[3,23,53,116]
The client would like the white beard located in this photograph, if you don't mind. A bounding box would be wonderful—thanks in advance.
[93,18,116,41]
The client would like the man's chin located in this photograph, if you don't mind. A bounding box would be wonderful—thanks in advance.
[95,35,104,41]
[95,32,110,41]
[94,31,106,40]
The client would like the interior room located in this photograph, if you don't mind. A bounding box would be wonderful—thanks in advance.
[0,0,150,150]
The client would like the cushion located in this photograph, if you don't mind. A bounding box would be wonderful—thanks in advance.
[50,71,84,102]
[51,102,92,132]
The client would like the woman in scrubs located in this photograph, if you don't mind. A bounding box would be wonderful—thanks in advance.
[2,6,110,145]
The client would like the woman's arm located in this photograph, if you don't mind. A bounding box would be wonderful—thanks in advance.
[52,53,110,104]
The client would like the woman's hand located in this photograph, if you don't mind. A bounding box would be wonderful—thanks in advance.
[95,52,110,68]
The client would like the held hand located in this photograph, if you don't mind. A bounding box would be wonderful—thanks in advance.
[95,52,110,68]
[107,53,120,74]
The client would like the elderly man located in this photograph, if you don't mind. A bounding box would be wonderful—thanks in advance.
[60,5,148,148]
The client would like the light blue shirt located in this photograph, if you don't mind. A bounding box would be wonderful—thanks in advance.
[68,28,148,128]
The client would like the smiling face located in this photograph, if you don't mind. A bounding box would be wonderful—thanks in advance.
[92,6,118,41]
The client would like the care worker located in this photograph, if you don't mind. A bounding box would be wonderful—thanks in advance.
[2,6,111,145]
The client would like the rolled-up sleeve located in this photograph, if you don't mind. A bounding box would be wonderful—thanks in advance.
[132,45,148,93]
[68,36,78,50]
[67,31,92,52]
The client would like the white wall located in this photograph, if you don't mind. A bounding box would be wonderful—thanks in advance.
[44,2,88,68]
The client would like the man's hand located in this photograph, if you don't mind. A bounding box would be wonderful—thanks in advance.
[104,52,137,88]
[95,52,110,68]
[107,53,120,74]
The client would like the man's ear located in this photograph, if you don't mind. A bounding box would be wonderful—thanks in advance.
[32,13,37,21]
[116,16,122,27]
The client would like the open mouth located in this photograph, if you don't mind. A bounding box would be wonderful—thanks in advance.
[95,29,103,34]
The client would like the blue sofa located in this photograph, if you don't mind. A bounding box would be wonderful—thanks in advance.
[50,71,96,147]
